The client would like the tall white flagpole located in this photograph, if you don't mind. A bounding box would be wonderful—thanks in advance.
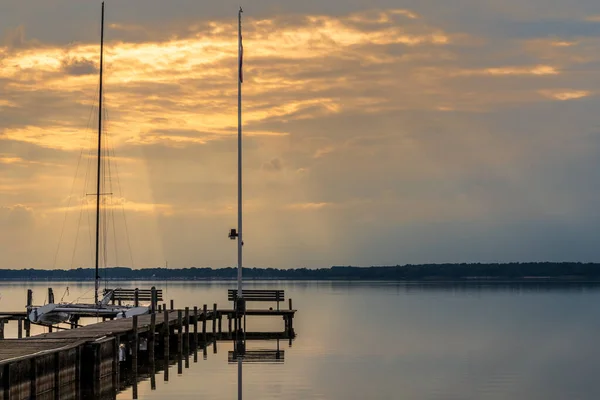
[237,7,244,400]
[237,7,243,303]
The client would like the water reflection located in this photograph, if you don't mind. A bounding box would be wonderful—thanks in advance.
[228,339,285,363]
[4,281,600,400]
[93,333,294,400]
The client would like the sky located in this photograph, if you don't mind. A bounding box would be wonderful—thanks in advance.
[1,0,600,270]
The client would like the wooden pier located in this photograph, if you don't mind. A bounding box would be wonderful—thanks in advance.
[0,302,296,399]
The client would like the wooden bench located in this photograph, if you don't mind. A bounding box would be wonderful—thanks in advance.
[104,288,163,305]
[227,289,285,310]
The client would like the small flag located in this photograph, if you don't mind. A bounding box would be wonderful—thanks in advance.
[239,35,244,83]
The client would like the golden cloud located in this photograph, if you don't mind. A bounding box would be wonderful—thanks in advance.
[539,90,592,100]
[551,41,577,47]
[0,156,24,164]
[458,65,559,76]
[285,202,332,210]
[52,197,173,215]
[0,8,455,152]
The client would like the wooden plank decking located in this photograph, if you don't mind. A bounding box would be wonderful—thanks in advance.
[0,339,82,362]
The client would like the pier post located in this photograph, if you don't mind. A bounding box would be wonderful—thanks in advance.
[92,344,101,396]
[17,318,22,339]
[170,299,174,310]
[27,289,33,308]
[177,351,183,375]
[133,345,138,400]
[163,303,167,312]
[289,298,293,310]
[202,304,207,342]
[30,358,37,398]
[177,310,183,354]
[228,315,232,337]
[149,312,156,361]
[132,315,139,363]
[150,358,156,390]
[212,304,217,336]
[184,307,190,351]
[158,304,162,312]
[75,346,81,398]
[218,315,222,334]
[193,306,198,342]
[150,286,156,313]
[111,338,117,397]
[0,320,6,339]
[48,287,54,304]
[114,336,121,393]
[163,309,169,382]
[2,364,9,400]
[134,288,139,308]
[25,318,30,337]
[54,352,60,400]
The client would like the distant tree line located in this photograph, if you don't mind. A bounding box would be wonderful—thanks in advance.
[1,263,600,281]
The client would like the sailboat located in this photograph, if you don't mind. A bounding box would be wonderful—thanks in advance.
[28,2,149,327]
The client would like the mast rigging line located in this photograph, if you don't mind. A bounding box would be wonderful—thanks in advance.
[53,81,100,271]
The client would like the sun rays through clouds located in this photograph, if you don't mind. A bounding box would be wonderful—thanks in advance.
[1,1,600,268]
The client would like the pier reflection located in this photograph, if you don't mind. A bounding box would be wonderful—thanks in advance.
[74,332,295,400]
[228,339,285,364]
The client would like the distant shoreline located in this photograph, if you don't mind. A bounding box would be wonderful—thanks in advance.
[1,262,600,282]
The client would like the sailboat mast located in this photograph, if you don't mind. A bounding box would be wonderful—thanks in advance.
[94,1,105,305]
[237,7,243,297]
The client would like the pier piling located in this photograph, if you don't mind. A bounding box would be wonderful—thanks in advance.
[184,307,190,351]
[193,306,198,341]
[212,304,217,335]
[202,304,207,343]
[149,312,156,360]
[132,315,139,363]
[150,286,156,313]
[177,310,183,354]
[163,309,169,382]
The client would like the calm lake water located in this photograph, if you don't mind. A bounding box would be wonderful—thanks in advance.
[2,280,600,399]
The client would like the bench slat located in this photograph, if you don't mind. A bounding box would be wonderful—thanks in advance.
[103,288,163,302]
[228,289,285,302]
